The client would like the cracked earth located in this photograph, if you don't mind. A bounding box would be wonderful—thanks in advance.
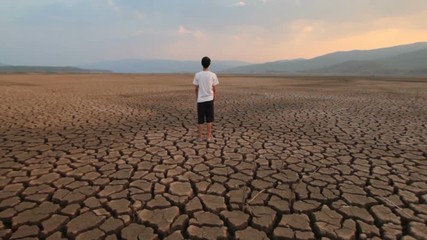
[0,74,426,240]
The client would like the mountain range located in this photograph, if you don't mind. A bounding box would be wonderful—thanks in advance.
[0,42,426,75]
[223,42,427,75]
[0,66,109,74]
[83,59,250,73]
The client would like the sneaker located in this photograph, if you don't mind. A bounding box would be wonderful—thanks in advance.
[207,137,215,142]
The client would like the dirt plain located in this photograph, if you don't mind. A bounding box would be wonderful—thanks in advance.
[0,73,426,240]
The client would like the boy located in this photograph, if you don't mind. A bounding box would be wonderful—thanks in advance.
[193,56,219,142]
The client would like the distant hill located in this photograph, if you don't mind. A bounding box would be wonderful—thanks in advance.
[223,59,307,74]
[378,48,427,70]
[408,68,427,75]
[84,59,250,73]
[0,66,110,73]
[307,61,394,75]
[309,48,427,75]
[223,42,427,76]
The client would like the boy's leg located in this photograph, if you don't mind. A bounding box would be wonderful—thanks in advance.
[207,123,213,139]
[197,124,203,139]
[197,102,205,140]
[206,101,214,140]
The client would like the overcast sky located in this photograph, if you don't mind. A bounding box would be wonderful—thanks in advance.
[1,0,427,66]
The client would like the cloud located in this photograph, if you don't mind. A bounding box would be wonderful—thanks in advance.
[233,1,246,7]
[178,25,188,35]
[291,21,315,33]
[178,25,205,39]
[106,0,119,11]
[134,11,144,21]
[192,30,205,39]
[106,0,113,6]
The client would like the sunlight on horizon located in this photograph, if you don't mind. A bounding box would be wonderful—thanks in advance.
[1,0,426,65]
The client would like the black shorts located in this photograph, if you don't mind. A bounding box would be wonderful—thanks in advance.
[197,100,214,124]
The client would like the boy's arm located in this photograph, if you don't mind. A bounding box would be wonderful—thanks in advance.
[193,74,199,101]
[213,85,217,101]
[213,74,219,101]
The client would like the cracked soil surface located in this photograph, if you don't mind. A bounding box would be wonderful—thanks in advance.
[0,74,426,240]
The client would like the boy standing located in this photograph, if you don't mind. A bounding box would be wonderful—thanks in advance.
[193,56,219,142]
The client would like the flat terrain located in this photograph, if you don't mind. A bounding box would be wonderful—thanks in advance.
[0,74,426,240]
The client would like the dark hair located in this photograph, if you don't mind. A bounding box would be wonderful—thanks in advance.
[201,56,211,68]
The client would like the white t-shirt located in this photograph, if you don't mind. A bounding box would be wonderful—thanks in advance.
[193,70,219,103]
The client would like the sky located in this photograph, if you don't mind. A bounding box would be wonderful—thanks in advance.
[1,0,427,66]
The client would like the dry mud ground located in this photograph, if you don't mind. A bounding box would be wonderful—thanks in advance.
[0,74,426,240]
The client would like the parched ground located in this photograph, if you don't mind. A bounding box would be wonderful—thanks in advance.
[0,74,426,240]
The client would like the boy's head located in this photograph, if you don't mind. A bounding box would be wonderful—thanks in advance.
[201,56,211,69]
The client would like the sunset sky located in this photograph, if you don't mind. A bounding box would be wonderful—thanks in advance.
[1,0,427,66]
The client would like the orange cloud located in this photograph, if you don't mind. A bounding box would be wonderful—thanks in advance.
[231,10,427,62]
